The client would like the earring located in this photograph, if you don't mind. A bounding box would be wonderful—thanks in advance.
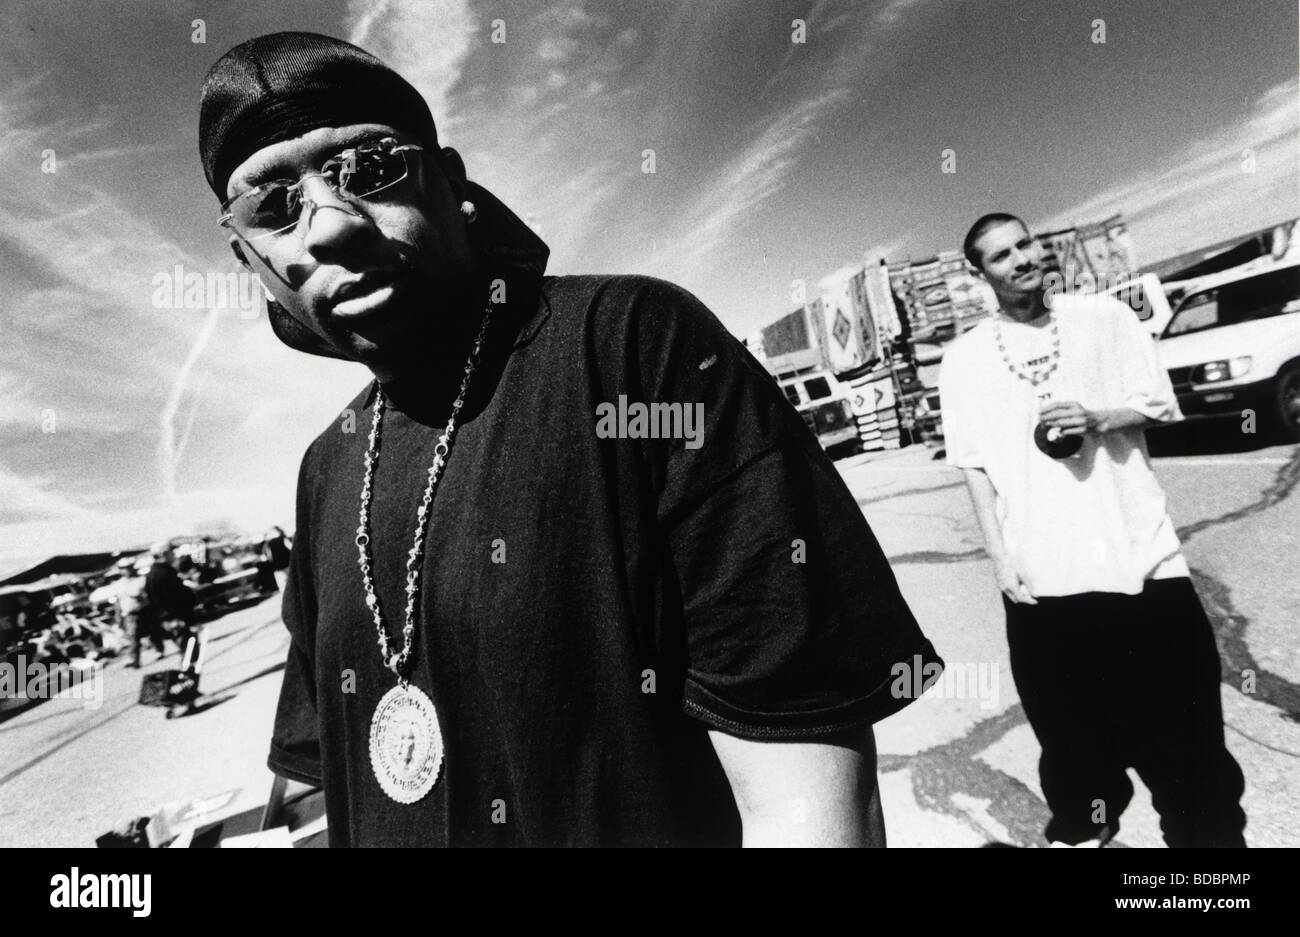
[460,200,477,224]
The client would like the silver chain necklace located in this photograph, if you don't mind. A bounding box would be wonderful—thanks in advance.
[355,302,492,804]
[995,310,1083,458]
[994,312,1060,395]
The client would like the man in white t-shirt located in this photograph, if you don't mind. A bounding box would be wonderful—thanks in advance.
[940,213,1245,847]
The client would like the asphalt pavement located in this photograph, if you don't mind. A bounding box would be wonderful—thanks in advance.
[858,418,1299,848]
[2,416,1295,847]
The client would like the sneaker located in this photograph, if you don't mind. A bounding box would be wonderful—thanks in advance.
[1049,825,1116,848]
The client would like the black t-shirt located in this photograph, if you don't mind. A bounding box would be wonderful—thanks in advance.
[269,274,943,846]
[144,562,195,616]
[265,534,291,571]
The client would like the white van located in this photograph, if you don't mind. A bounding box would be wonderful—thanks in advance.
[777,368,862,456]
[1157,262,1300,440]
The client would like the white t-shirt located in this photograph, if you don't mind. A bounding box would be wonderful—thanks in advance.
[939,292,1189,597]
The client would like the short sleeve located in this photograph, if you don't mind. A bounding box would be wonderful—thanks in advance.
[1108,298,1183,423]
[939,343,985,469]
[267,446,324,785]
[668,443,943,738]
[593,277,943,740]
[268,628,323,785]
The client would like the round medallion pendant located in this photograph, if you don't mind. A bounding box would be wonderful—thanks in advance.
[369,683,443,804]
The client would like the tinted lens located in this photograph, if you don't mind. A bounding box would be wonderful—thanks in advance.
[331,147,408,197]
[234,182,301,237]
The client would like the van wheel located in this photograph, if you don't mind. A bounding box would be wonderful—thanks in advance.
[1276,366,1300,441]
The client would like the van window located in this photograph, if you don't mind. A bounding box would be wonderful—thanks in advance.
[804,377,832,401]
[1166,267,1300,337]
[782,384,801,406]
[1166,292,1220,336]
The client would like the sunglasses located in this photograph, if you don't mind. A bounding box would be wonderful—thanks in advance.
[219,136,423,242]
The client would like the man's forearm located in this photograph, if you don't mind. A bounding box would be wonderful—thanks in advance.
[961,468,1008,563]
[1043,402,1167,437]
[1093,406,1161,434]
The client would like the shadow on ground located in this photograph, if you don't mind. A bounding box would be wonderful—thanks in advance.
[166,692,237,718]
[1147,417,1292,457]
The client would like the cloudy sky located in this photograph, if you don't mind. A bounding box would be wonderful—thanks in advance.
[1,0,1296,574]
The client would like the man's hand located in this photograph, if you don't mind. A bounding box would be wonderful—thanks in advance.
[960,467,1036,605]
[708,727,884,847]
[1039,401,1097,437]
[993,555,1036,605]
[1041,402,1156,436]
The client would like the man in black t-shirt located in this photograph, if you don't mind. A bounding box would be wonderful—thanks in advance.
[198,32,942,846]
[140,546,200,662]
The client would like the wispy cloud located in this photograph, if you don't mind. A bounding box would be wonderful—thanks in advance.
[58,142,187,169]
[1,0,1293,575]
[346,0,478,141]
[1039,76,1300,263]
[874,0,934,27]
[0,64,364,569]
[639,0,947,304]
[157,307,221,520]
[0,88,192,427]
[645,88,849,279]
[0,78,240,509]
[0,464,96,525]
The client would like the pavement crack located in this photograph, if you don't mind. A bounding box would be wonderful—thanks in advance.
[1192,565,1300,720]
[889,547,987,565]
[1177,445,1300,543]
[880,705,1049,846]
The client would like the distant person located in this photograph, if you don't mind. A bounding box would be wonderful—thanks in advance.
[141,546,201,663]
[256,527,293,593]
[264,526,292,567]
[3,599,32,655]
[120,565,155,669]
[940,212,1246,847]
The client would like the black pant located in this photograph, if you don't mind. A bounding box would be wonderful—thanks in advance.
[1004,577,1246,847]
[132,608,197,668]
[131,611,168,666]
